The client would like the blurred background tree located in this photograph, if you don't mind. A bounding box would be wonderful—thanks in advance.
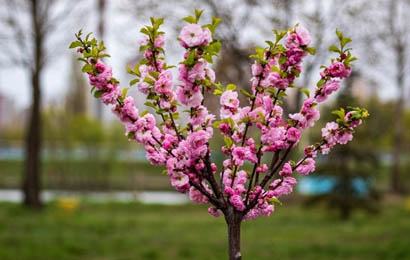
[305,72,388,219]
[0,0,85,208]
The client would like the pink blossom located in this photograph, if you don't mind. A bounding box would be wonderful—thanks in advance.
[170,172,190,193]
[256,164,268,173]
[154,71,173,94]
[285,26,311,48]
[327,62,351,78]
[187,91,203,107]
[336,130,353,144]
[285,33,300,49]
[287,127,301,144]
[321,122,339,145]
[220,90,239,110]
[206,68,216,83]
[101,86,120,105]
[189,187,208,203]
[344,111,362,128]
[267,72,289,89]
[154,34,165,48]
[252,62,263,76]
[323,80,340,95]
[208,207,222,217]
[279,162,292,176]
[187,130,210,158]
[179,24,211,48]
[304,145,317,158]
[295,158,315,175]
[285,48,305,67]
[188,59,207,82]
[230,194,245,211]
[146,150,166,165]
[121,96,139,121]
[296,26,311,46]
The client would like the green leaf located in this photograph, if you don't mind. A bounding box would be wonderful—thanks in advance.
[185,50,196,66]
[335,29,343,41]
[305,46,316,55]
[122,87,129,99]
[144,76,155,85]
[224,137,233,148]
[212,16,222,27]
[213,89,223,96]
[328,45,340,53]
[194,9,204,22]
[240,89,254,98]
[331,108,345,120]
[140,110,149,117]
[126,65,134,74]
[202,54,213,63]
[139,44,150,52]
[130,78,139,86]
[212,121,222,128]
[172,112,180,120]
[144,101,157,109]
[134,64,141,76]
[226,84,236,91]
[94,90,104,98]
[140,27,150,36]
[317,78,326,87]
[273,29,287,43]
[300,88,310,98]
[265,40,274,47]
[279,56,287,65]
[127,132,135,139]
[182,15,196,24]
[269,197,282,205]
[149,71,160,80]
[341,37,352,48]
[82,64,94,73]
[69,41,82,49]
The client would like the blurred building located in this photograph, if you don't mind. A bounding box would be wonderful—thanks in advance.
[352,77,372,102]
[0,93,18,129]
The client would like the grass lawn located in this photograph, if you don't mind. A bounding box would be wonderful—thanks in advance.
[0,201,409,260]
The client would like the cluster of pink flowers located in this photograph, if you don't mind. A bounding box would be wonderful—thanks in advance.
[72,16,365,222]
[88,62,121,105]
[319,111,362,154]
[179,24,212,48]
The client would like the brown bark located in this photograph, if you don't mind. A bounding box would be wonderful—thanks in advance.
[22,0,43,208]
[391,94,404,193]
[389,0,405,194]
[391,41,404,194]
[225,207,242,260]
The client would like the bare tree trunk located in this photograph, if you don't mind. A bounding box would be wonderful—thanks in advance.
[225,208,242,260]
[391,39,404,194]
[22,0,43,208]
[392,94,404,193]
[388,0,405,194]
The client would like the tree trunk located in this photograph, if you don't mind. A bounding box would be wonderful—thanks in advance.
[391,95,403,193]
[22,0,43,208]
[391,41,404,194]
[389,0,405,194]
[225,208,242,260]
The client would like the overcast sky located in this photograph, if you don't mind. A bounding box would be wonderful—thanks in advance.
[0,0,401,114]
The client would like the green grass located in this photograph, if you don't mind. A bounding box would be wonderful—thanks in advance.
[0,201,409,260]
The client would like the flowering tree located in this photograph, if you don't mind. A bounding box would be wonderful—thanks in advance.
[70,10,368,260]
